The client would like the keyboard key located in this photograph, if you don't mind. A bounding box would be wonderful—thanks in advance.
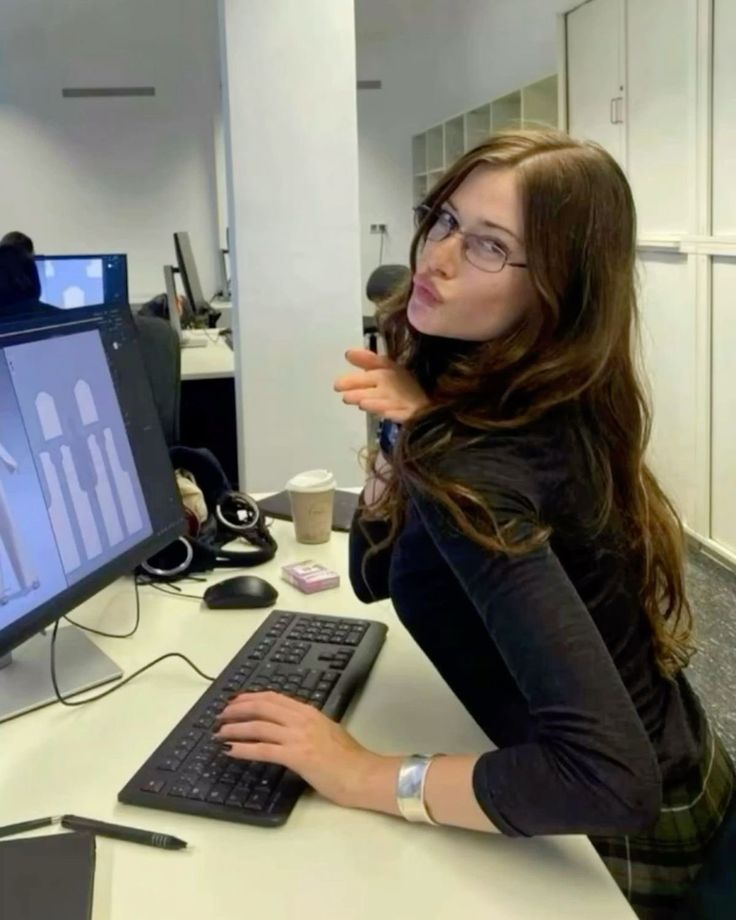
[302,670,321,690]
[207,785,231,804]
[141,778,166,793]
[262,764,285,783]
[243,789,270,810]
[226,788,249,807]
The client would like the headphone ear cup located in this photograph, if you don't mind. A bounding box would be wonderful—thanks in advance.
[206,539,277,568]
[139,536,195,581]
[215,492,261,535]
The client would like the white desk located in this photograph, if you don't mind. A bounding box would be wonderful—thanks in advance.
[0,520,633,919]
[180,335,235,381]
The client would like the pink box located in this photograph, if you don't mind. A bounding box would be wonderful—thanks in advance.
[281,560,341,594]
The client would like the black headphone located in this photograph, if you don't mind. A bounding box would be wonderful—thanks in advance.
[139,491,277,582]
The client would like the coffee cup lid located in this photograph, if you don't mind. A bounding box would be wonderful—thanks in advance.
[286,469,336,493]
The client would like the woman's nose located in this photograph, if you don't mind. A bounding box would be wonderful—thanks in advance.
[423,233,463,278]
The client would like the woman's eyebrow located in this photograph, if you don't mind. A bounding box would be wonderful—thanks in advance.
[446,197,521,243]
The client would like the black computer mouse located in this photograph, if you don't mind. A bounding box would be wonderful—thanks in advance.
[203,575,278,610]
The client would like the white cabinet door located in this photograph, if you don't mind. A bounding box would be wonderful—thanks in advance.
[566,0,625,164]
[637,253,698,526]
[626,0,696,237]
[711,259,736,555]
[712,0,736,235]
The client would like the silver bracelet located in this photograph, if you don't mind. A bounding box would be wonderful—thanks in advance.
[396,754,440,825]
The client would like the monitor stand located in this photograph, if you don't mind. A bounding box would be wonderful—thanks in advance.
[0,626,122,723]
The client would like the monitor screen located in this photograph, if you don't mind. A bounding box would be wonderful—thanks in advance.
[34,254,128,309]
[0,304,184,659]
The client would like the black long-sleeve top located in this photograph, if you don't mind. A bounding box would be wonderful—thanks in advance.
[349,413,703,837]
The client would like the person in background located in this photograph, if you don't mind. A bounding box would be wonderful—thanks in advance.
[0,231,34,256]
[0,244,56,317]
[214,130,735,918]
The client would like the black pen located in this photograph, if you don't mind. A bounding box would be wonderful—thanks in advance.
[61,815,188,850]
[0,816,61,839]
[0,815,187,850]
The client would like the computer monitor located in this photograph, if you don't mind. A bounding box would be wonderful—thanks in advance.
[215,226,231,301]
[173,232,209,314]
[34,253,128,309]
[163,263,183,340]
[0,303,186,721]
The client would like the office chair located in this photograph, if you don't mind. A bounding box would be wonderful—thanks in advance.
[364,264,410,352]
[133,314,181,446]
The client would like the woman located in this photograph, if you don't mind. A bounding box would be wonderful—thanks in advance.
[216,130,734,917]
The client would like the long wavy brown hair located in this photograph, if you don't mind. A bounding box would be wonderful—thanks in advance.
[362,128,694,677]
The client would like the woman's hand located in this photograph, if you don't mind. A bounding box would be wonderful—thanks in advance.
[214,691,398,808]
[334,348,429,424]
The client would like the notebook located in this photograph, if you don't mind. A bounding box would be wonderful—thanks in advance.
[0,831,96,920]
[258,489,359,533]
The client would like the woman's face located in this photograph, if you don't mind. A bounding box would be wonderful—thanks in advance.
[408,166,539,341]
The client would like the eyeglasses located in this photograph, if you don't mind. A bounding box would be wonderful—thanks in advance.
[413,204,528,274]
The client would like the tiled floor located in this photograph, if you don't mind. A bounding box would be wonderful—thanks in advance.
[685,549,736,759]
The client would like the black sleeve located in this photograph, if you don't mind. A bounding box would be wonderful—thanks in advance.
[407,466,662,837]
[348,499,394,603]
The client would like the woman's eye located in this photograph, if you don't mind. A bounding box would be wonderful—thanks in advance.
[477,237,505,255]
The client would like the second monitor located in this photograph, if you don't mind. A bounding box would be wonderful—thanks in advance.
[35,254,128,310]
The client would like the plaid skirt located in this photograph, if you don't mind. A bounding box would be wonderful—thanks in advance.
[590,711,735,919]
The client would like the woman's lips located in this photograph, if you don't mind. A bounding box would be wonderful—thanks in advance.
[412,275,441,306]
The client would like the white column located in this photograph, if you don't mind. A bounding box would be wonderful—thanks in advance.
[219,0,366,492]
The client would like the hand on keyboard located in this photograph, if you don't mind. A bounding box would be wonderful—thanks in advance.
[214,689,386,808]
[118,611,388,826]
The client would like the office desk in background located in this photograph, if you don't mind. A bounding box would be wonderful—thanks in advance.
[0,518,634,920]
[180,334,235,381]
[179,335,238,487]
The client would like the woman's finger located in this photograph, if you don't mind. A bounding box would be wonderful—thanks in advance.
[344,348,392,371]
[333,371,377,393]
[215,719,288,745]
[223,741,286,765]
[356,397,393,415]
[218,692,301,726]
[342,388,386,406]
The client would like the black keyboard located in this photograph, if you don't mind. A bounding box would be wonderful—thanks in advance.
[118,610,387,827]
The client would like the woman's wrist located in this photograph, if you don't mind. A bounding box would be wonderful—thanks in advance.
[343,751,404,813]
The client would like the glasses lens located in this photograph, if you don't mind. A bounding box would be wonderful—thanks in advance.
[465,237,507,273]
[414,205,430,229]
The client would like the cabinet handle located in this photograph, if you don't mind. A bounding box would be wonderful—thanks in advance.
[616,96,624,124]
[610,97,617,123]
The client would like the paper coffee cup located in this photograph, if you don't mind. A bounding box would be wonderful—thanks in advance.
[286,469,337,544]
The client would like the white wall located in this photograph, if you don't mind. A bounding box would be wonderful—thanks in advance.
[356,0,570,308]
[0,0,221,302]
[220,0,366,492]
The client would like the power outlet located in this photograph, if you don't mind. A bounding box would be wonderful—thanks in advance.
[370,223,387,234]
